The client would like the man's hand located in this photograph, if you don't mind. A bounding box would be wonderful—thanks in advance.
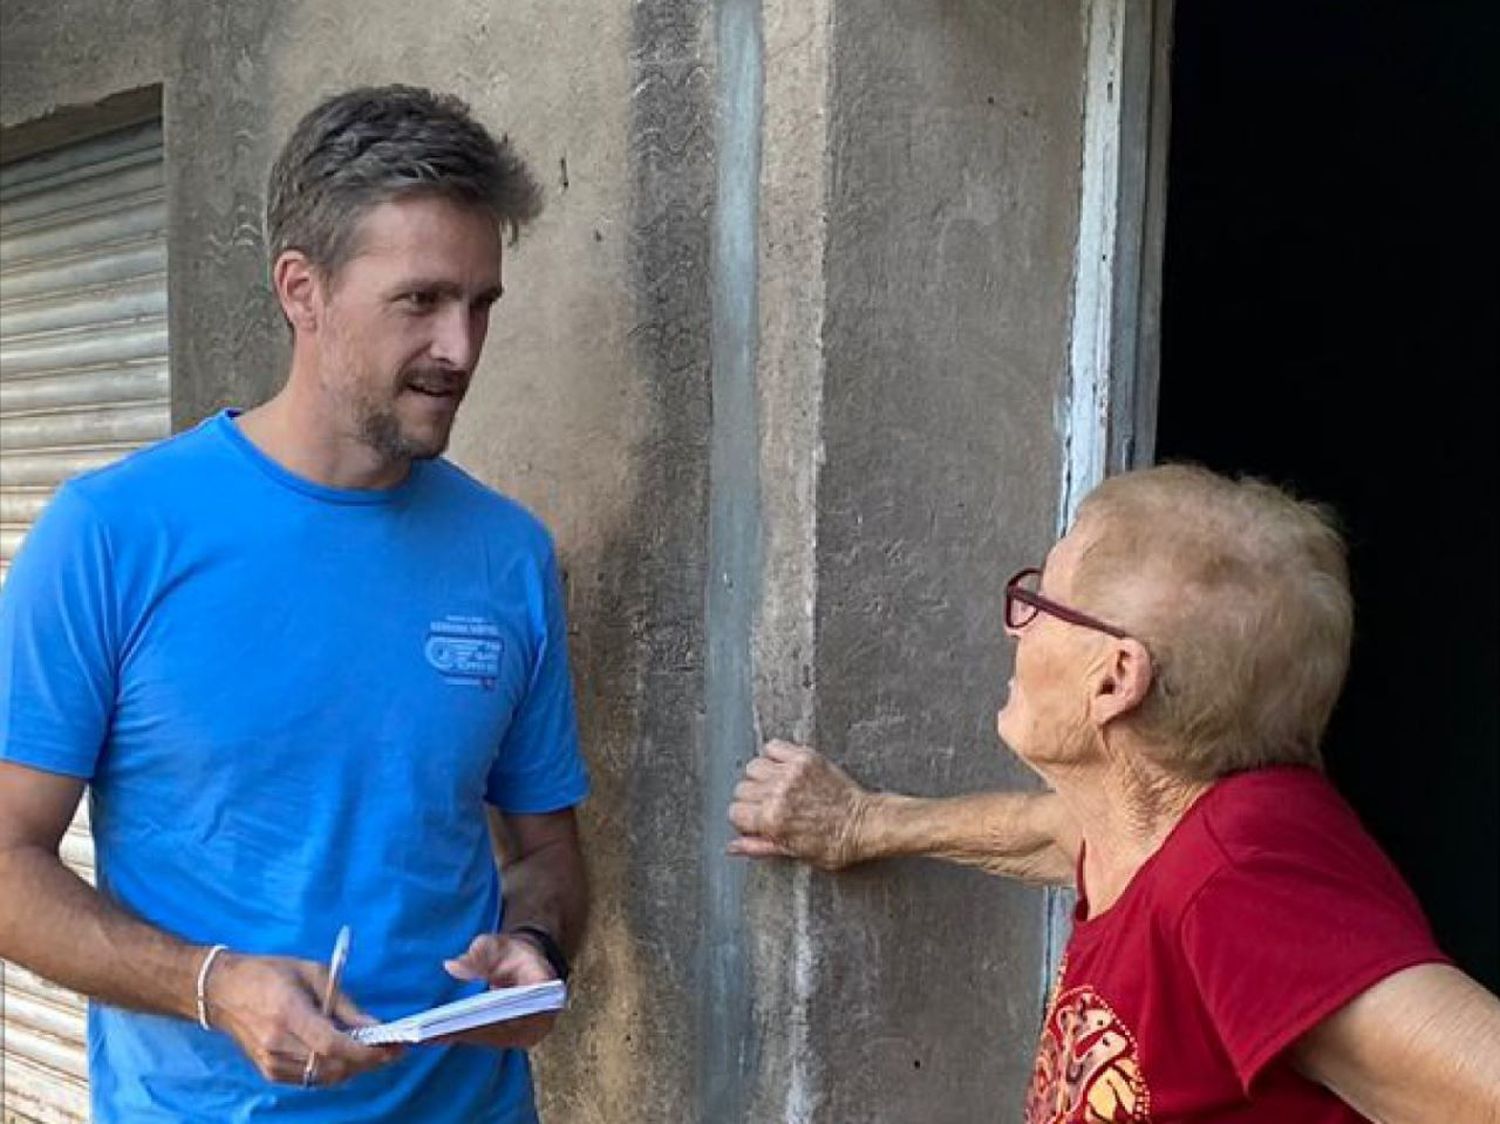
[727,740,874,870]
[205,951,400,1086]
[436,932,559,1049]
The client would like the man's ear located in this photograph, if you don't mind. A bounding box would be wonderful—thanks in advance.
[271,250,325,335]
[1090,638,1154,726]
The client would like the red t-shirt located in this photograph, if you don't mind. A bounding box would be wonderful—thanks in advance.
[1024,766,1449,1123]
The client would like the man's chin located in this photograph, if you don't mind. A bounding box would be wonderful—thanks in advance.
[397,410,458,460]
[404,434,450,461]
[358,415,452,464]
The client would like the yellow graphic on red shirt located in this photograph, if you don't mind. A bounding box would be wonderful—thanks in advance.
[1025,982,1151,1123]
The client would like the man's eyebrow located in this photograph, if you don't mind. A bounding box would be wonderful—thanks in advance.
[388,279,504,302]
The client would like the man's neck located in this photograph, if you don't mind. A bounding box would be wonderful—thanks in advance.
[1044,746,1210,919]
[236,378,410,492]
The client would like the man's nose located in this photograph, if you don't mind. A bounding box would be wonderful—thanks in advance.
[430,306,484,371]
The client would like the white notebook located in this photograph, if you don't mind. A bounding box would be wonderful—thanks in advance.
[349,980,567,1045]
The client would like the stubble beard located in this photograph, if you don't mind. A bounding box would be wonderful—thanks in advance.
[346,363,465,464]
[357,403,449,463]
[324,328,458,466]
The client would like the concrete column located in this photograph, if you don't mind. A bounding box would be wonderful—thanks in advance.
[2,1,1091,1118]
[750,4,1086,1118]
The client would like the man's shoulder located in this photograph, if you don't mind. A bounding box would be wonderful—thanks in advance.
[422,458,556,556]
[64,415,225,513]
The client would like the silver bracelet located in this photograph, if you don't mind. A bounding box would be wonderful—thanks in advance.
[195,944,229,1031]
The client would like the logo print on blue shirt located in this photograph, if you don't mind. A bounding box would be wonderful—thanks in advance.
[425,616,503,688]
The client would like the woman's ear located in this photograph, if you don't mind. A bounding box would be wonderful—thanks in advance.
[1091,638,1153,725]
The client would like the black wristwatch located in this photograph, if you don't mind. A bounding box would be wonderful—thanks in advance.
[508,924,571,983]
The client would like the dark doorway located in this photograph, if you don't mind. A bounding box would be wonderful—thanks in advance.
[1156,1,1499,990]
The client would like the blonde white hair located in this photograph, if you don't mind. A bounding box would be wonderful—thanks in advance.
[1073,464,1353,779]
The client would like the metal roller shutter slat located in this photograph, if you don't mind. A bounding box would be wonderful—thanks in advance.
[0,363,168,412]
[0,240,165,302]
[0,121,161,194]
[3,965,87,1020]
[0,161,163,228]
[1,1052,91,1124]
[0,195,165,268]
[0,401,169,451]
[0,447,133,488]
[2,1022,90,1083]
[0,489,54,523]
[58,833,95,882]
[0,447,132,488]
[2,992,86,1052]
[0,187,164,246]
[0,319,167,376]
[0,275,166,337]
[2,124,168,1120]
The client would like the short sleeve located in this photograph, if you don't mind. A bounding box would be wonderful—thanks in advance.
[484,542,588,813]
[1181,850,1449,1092]
[0,484,119,778]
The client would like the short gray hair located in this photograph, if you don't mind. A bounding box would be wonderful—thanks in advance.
[265,85,542,276]
[1073,464,1353,780]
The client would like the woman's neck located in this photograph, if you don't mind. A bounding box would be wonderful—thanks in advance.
[1047,747,1210,918]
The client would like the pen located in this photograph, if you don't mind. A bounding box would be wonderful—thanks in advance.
[302,925,351,1088]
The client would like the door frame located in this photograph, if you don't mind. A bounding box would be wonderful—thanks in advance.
[1044,0,1175,986]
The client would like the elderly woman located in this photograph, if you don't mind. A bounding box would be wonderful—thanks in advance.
[729,465,1500,1122]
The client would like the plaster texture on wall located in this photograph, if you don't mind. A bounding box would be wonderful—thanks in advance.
[257,4,716,1121]
[164,4,293,430]
[3,0,1090,1118]
[810,3,1085,1118]
[3,3,712,1119]
[743,1,832,1120]
[0,0,163,134]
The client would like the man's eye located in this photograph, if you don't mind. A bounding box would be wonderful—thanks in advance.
[401,291,437,311]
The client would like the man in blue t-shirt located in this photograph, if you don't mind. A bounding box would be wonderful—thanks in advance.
[0,86,589,1123]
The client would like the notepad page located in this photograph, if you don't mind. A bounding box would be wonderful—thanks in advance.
[350,980,567,1045]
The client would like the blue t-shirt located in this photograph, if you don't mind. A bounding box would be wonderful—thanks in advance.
[0,411,589,1123]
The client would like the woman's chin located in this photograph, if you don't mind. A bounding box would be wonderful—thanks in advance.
[995,708,1020,753]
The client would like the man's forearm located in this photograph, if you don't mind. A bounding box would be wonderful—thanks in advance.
[0,843,205,1020]
[499,834,589,959]
[856,789,1079,885]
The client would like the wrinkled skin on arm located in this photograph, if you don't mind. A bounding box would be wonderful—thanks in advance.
[1295,963,1500,1124]
[728,740,1078,884]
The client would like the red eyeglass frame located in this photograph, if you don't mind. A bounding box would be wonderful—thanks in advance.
[1004,566,1130,640]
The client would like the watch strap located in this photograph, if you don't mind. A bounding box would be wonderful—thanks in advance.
[508,924,571,983]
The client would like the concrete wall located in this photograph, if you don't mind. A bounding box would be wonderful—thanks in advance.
[809,2,1083,1116]
[0,0,164,138]
[1,2,1086,1119]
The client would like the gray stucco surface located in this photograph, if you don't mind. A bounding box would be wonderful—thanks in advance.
[808,4,1083,1117]
[0,0,164,138]
[2,2,1085,1119]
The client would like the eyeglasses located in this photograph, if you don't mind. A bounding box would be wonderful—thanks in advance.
[1004,567,1130,640]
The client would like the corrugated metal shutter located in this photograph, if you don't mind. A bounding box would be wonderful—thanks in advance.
[1,120,169,1124]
